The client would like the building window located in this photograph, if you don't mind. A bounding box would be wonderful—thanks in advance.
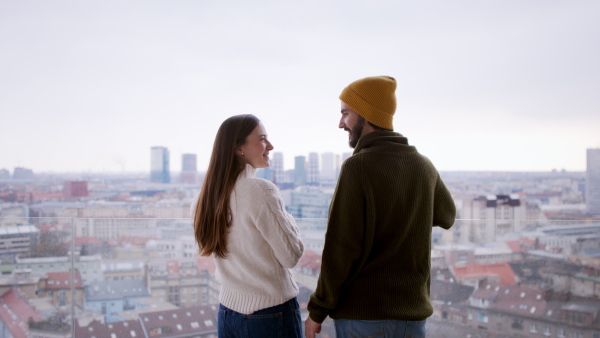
[543,326,550,336]
[477,312,488,323]
[530,323,537,333]
[496,323,502,331]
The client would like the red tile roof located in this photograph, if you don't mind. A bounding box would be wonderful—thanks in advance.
[46,271,84,290]
[453,262,517,285]
[506,237,541,252]
[139,304,218,337]
[71,236,103,246]
[296,250,322,276]
[37,223,60,232]
[113,236,154,246]
[471,287,498,300]
[31,192,64,199]
[298,250,322,268]
[0,289,42,338]
[476,282,551,319]
[75,319,145,338]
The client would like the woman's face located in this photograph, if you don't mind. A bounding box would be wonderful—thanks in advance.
[238,122,274,169]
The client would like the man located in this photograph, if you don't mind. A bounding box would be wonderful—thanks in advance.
[305,76,456,338]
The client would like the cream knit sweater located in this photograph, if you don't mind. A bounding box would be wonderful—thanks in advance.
[215,164,304,314]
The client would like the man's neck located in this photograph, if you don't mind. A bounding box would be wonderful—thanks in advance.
[360,123,377,138]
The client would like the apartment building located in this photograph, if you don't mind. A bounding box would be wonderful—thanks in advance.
[85,279,149,323]
[459,194,527,244]
[145,258,215,308]
[13,253,103,285]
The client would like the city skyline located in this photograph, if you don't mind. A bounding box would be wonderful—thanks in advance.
[1,1,599,173]
[3,148,599,176]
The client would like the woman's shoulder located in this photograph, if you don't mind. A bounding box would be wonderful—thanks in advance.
[238,176,278,195]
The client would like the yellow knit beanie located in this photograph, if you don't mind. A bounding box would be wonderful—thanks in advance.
[339,76,397,130]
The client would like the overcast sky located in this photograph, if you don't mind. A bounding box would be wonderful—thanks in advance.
[1,0,599,173]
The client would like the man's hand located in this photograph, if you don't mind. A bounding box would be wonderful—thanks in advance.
[304,316,322,338]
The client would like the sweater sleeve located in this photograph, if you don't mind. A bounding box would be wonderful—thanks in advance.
[307,159,366,323]
[433,173,456,229]
[254,185,304,269]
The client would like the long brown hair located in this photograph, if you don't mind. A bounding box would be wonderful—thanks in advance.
[193,114,260,258]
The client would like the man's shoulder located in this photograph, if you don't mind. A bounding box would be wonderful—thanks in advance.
[340,155,363,172]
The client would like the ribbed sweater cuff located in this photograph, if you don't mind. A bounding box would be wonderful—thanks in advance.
[220,285,292,315]
[308,311,328,324]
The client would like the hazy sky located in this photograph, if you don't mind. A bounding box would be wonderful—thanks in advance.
[1,0,599,173]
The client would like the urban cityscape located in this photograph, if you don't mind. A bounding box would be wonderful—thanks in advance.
[2,0,599,336]
[0,147,599,337]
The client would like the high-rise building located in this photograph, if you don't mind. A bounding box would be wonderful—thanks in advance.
[321,152,335,181]
[150,147,170,183]
[334,154,342,180]
[587,148,600,214]
[63,181,89,199]
[294,156,307,187]
[256,167,273,181]
[0,169,9,179]
[12,167,33,180]
[307,152,320,186]
[179,153,197,184]
[272,152,284,185]
[285,186,334,219]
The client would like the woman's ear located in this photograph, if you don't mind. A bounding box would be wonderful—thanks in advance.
[236,147,244,156]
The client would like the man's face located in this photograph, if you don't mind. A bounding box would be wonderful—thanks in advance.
[339,101,365,148]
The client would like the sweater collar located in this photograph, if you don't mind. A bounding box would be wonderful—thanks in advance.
[353,131,412,155]
[240,163,257,178]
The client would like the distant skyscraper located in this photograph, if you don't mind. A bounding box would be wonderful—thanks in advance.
[587,148,600,214]
[334,154,341,179]
[150,146,170,183]
[256,167,273,181]
[272,152,284,185]
[12,167,33,180]
[294,156,307,187]
[307,152,320,186]
[321,152,335,181]
[0,169,9,179]
[179,153,197,184]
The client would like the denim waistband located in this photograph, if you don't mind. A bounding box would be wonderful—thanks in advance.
[219,297,298,316]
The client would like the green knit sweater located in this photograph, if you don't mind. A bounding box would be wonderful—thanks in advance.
[307,131,456,323]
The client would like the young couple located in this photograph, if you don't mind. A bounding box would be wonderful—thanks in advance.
[193,76,456,338]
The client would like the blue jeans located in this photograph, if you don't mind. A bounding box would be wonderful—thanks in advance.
[334,318,426,338]
[218,297,302,338]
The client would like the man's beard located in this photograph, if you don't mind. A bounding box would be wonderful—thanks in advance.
[347,117,365,148]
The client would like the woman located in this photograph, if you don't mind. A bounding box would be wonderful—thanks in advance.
[193,114,304,338]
